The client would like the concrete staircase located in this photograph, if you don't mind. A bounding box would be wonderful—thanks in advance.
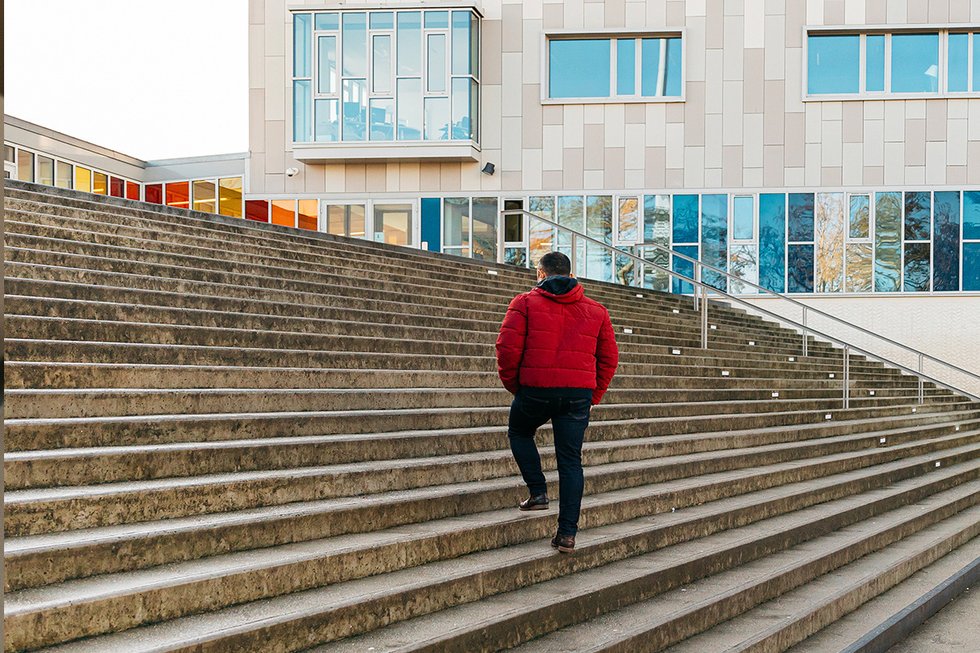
[3,180,979,653]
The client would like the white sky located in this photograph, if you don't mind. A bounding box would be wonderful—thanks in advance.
[4,0,249,160]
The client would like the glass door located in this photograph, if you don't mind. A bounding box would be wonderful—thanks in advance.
[373,203,414,246]
[323,203,367,238]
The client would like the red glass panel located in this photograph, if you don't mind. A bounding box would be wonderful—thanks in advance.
[271,200,296,227]
[126,181,140,200]
[165,182,190,209]
[298,199,318,230]
[245,199,270,222]
[109,176,125,197]
[144,184,163,204]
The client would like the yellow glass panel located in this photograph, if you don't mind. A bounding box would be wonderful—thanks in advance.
[192,180,217,213]
[75,167,92,193]
[218,177,243,218]
[93,171,108,195]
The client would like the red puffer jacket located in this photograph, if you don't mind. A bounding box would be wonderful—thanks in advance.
[495,276,619,405]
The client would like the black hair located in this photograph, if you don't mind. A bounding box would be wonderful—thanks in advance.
[538,251,572,276]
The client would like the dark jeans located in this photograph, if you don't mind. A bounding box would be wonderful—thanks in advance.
[508,386,592,537]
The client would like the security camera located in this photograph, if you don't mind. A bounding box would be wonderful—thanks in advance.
[285,167,300,177]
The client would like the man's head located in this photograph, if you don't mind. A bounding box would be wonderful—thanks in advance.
[537,251,572,281]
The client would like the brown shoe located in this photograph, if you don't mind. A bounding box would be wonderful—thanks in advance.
[519,494,550,511]
[551,533,575,553]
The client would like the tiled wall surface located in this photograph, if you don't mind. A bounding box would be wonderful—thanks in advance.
[249,0,980,196]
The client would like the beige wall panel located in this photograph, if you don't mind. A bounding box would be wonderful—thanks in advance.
[583,2,603,27]
[437,163,460,192]
[583,104,604,125]
[822,101,842,121]
[644,146,667,188]
[705,114,724,167]
[265,0,285,57]
[366,164,387,193]
[723,145,743,187]
[249,156,266,193]
[522,21,542,84]
[646,104,667,146]
[522,0,543,21]
[883,142,905,184]
[949,0,970,21]
[324,163,346,192]
[704,168,722,187]
[419,163,440,191]
[284,155,305,194]
[948,99,968,120]
[926,102,947,142]
[884,102,905,142]
[481,21,503,85]
[604,0,626,27]
[804,142,821,185]
[584,124,604,170]
[744,0,765,47]
[907,0,929,22]
[250,0,265,25]
[844,0,866,23]
[542,125,564,170]
[842,103,863,143]
[583,169,604,189]
[264,121,285,174]
[886,0,908,21]
[604,105,626,148]
[501,4,523,52]
[785,166,804,186]
[522,150,543,191]
[724,16,745,81]
[542,2,564,28]
[743,50,765,114]
[625,1,645,26]
[686,17,707,82]
[805,104,822,144]
[723,81,744,145]
[249,26,266,89]
[925,142,947,185]
[970,142,980,183]
[764,81,787,144]
[905,99,925,120]
[821,166,842,186]
[625,169,645,189]
[501,170,522,191]
[303,160,325,193]
[543,169,564,190]
[824,0,846,23]
[864,166,884,185]
[705,1,723,48]
[625,124,645,170]
[684,146,705,187]
[686,0,707,17]
[563,147,585,188]
[743,114,764,168]
[705,50,725,114]
[501,116,523,171]
[345,164,367,193]
[905,165,925,185]
[928,0,950,21]
[481,85,503,150]
[968,100,980,140]
[664,0,685,25]
[563,105,584,148]
[604,147,626,189]
[744,166,764,187]
[864,100,884,121]
[666,123,685,169]
[501,54,523,118]
[249,89,266,154]
[865,0,887,22]
[947,119,968,165]
[264,57,285,122]
[864,119,885,166]
[841,142,862,185]
[543,105,564,125]
[666,168,684,187]
[385,163,400,192]
[480,156,503,192]
[264,173,285,194]
[785,0,805,46]
[904,119,926,166]
[523,85,544,149]
[821,120,843,167]
[783,112,804,164]
[784,48,804,113]
[563,0,585,29]
[764,14,786,79]
[947,165,967,184]
[807,0,825,24]
[398,163,420,192]
[685,83,707,146]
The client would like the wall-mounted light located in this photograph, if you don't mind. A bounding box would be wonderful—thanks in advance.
[481,162,495,175]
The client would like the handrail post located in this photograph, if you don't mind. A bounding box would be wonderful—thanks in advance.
[918,353,924,404]
[693,263,701,311]
[802,306,808,358]
[843,346,850,409]
[701,276,709,349]
[570,233,577,276]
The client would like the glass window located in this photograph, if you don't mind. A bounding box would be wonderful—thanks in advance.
[126,181,140,200]
[451,11,472,76]
[472,197,497,261]
[965,191,980,239]
[700,194,728,291]
[672,194,699,243]
[617,197,639,243]
[672,245,698,295]
[271,200,296,227]
[294,80,312,142]
[397,78,423,140]
[846,244,873,292]
[528,196,555,267]
[874,192,901,292]
[17,150,33,182]
[904,191,931,240]
[807,34,860,94]
[4,144,15,162]
[451,77,473,140]
[963,243,980,291]
[75,166,91,193]
[373,35,392,94]
[294,13,312,77]
[424,97,450,140]
[933,191,960,291]
[93,172,108,195]
[617,39,636,96]
[664,37,683,96]
[315,99,340,142]
[504,211,523,242]
[640,38,662,96]
[165,181,188,208]
[375,203,413,245]
[37,155,54,185]
[109,176,125,197]
[729,244,759,295]
[759,193,786,293]
[370,12,392,30]
[370,98,395,140]
[192,180,216,213]
[342,13,367,77]
[425,11,448,28]
[866,34,885,92]
[427,34,447,93]
[974,33,980,92]
[443,197,468,248]
[55,161,72,189]
[144,183,162,204]
[733,195,754,241]
[317,36,337,94]
[891,33,939,93]
[245,199,270,222]
[849,194,870,239]
[342,78,367,141]
[549,39,611,98]
[315,12,338,31]
[788,244,815,293]
[815,192,845,293]
[903,243,930,292]
[948,32,969,92]
[298,199,318,231]
[397,12,422,76]
[788,193,815,242]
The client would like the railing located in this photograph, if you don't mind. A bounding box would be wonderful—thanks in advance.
[500,209,980,405]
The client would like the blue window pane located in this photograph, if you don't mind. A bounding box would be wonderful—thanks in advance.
[891,33,939,93]
[849,194,870,239]
[294,14,312,78]
[451,77,472,140]
[314,98,339,142]
[665,38,683,96]
[369,98,394,141]
[788,193,814,242]
[293,80,311,142]
[965,191,980,239]
[317,36,337,94]
[904,191,931,240]
[342,79,367,141]
[396,12,422,76]
[425,11,448,29]
[643,194,670,245]
[342,13,367,77]
[964,243,980,291]
[903,243,930,292]
[451,11,472,76]
[866,34,885,92]
[672,245,698,295]
[550,39,611,98]
[875,192,901,292]
[617,39,636,95]
[421,198,441,252]
[788,244,814,293]
[672,194,699,244]
[641,38,661,96]
[948,33,969,92]
[759,193,786,293]
[701,194,728,291]
[733,196,754,240]
[396,78,422,140]
[807,35,859,94]
[315,13,338,31]
[933,191,960,291]
[370,12,393,30]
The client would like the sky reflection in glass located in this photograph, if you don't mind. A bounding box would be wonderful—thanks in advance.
[875,192,901,292]
[891,33,939,93]
[934,191,960,291]
[807,35,859,94]
[701,194,728,291]
[759,193,786,293]
[549,39,611,98]
[788,244,815,293]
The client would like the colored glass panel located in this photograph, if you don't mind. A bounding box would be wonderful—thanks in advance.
[342,12,367,77]
[849,194,870,239]
[586,195,613,282]
[788,193,814,242]
[788,244,815,293]
[245,199,269,222]
[903,243,930,292]
[37,156,54,185]
[397,12,422,76]
[617,39,636,95]
[397,78,422,140]
[421,197,441,251]
[948,33,969,92]
[700,194,728,291]
[729,245,759,295]
[529,196,556,267]
[165,181,188,208]
[55,161,72,189]
[17,150,33,182]
[891,33,939,93]
[672,245,697,295]
[451,11,472,75]
[904,191,931,240]
[294,13,312,77]
[807,35,859,94]
[315,13,338,31]
[672,194,698,244]
[294,80,312,142]
[427,34,447,93]
[549,39,611,98]
[192,180,216,213]
[342,78,367,141]
[370,99,395,140]
[298,200,317,231]
[874,192,901,292]
[126,181,140,200]
[109,176,125,198]
[315,99,340,142]
[271,200,295,227]
[759,193,786,292]
[317,36,337,94]
[74,166,91,193]
[144,183,162,204]
[617,197,639,243]
[963,243,980,291]
[472,197,497,261]
[815,192,844,293]
[845,243,873,292]
[964,191,980,239]
[866,34,885,92]
[93,172,108,195]
[218,178,243,218]
[933,191,960,292]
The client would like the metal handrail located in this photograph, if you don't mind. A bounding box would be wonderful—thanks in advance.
[500,208,980,403]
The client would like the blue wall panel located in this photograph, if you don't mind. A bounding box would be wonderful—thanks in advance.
[759,193,786,293]
[420,197,441,251]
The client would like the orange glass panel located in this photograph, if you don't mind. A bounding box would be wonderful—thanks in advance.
[245,199,270,222]
[193,180,217,213]
[298,199,318,230]
[126,181,140,200]
[109,176,125,197]
[75,167,92,192]
[165,181,190,209]
[271,200,296,227]
[93,172,108,195]
[144,184,163,204]
[218,177,244,218]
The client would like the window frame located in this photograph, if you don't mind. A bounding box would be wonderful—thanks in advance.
[803,24,980,101]
[541,28,687,104]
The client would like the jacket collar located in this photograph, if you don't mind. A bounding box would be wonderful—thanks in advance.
[532,275,584,303]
